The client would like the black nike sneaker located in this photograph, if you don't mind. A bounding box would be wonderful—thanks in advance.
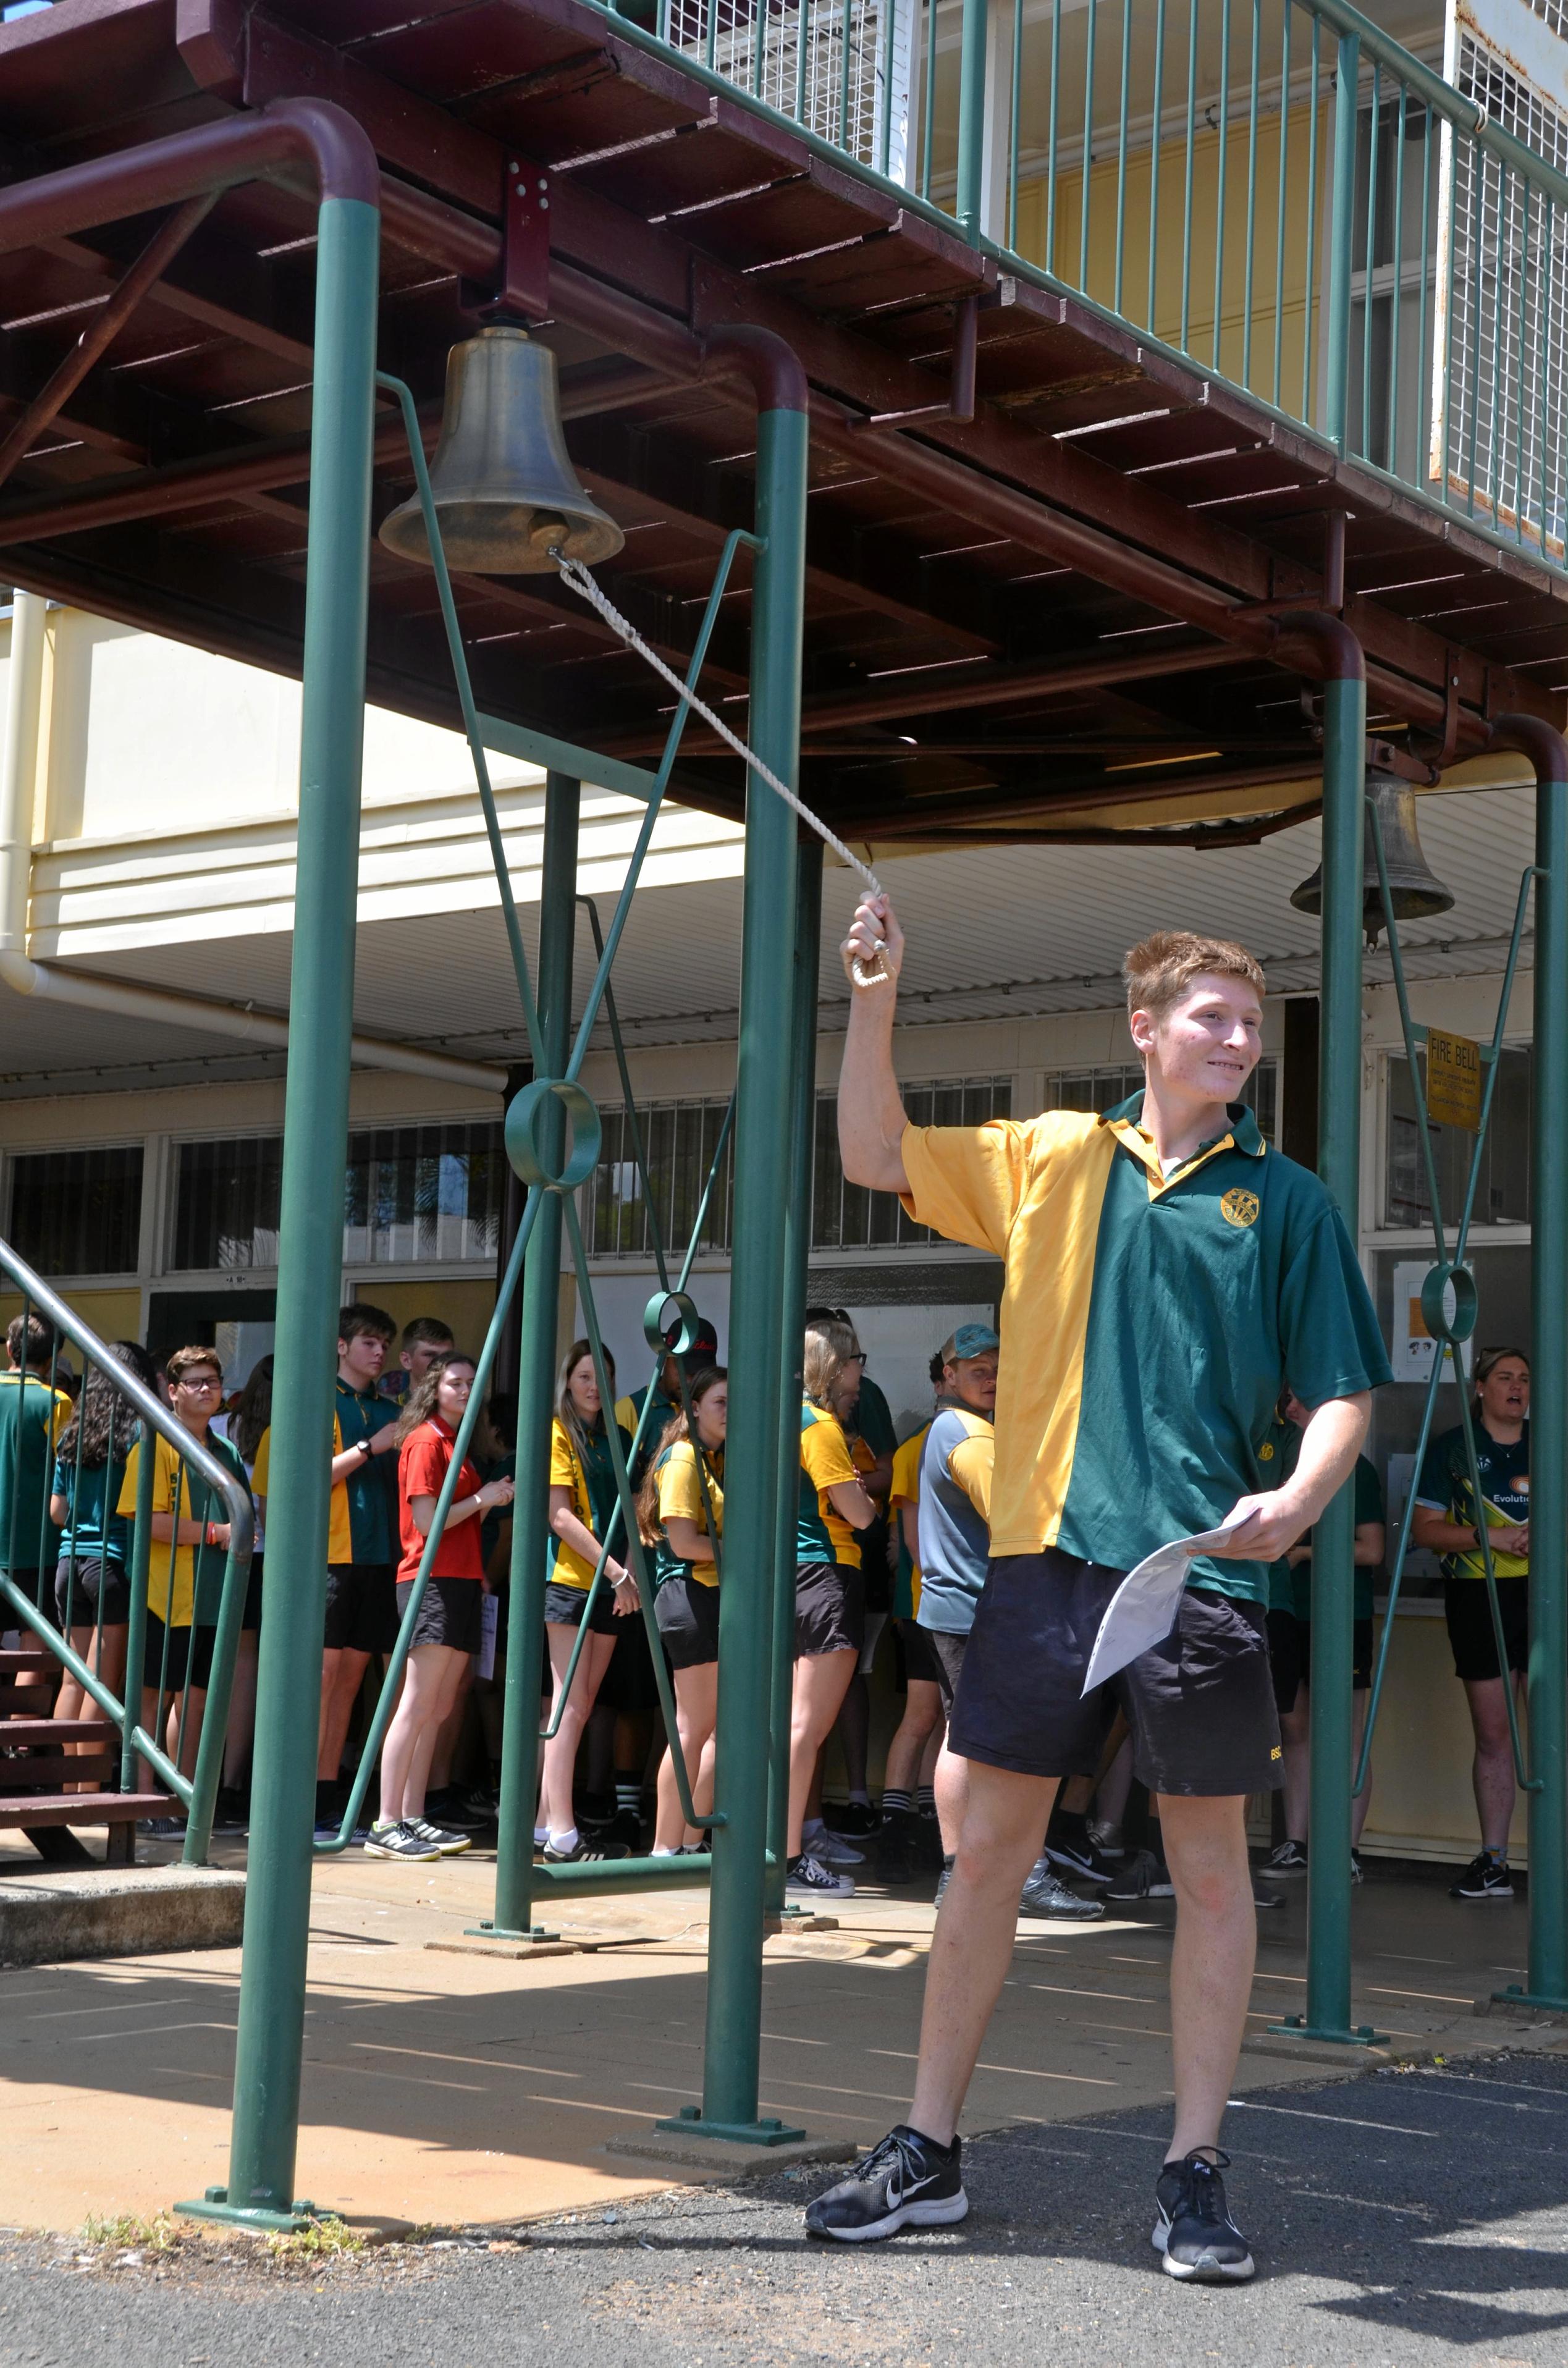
[805,2125,967,2242]
[1152,2150,1255,2283]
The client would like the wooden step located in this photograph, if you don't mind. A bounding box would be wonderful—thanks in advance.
[0,1719,114,1743]
[0,1650,59,1671]
[0,1791,172,1828]
[1,1755,120,1791]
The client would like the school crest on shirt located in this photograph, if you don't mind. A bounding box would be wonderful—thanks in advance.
[1221,1187,1260,1228]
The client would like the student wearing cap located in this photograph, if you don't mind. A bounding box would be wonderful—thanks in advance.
[811,902,1389,2282]
[876,1348,945,1884]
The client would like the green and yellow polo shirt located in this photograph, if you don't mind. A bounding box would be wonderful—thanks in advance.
[900,1093,1391,1603]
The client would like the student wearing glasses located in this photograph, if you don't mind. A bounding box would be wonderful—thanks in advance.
[117,1347,250,1829]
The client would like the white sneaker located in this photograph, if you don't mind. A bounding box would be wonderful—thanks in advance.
[808,1828,865,1867]
[786,1852,854,1898]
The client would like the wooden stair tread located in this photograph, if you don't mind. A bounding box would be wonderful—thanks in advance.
[0,1792,172,1826]
[0,1719,115,1741]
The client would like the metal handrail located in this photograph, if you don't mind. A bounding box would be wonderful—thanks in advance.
[0,1236,254,1864]
[590,0,1568,578]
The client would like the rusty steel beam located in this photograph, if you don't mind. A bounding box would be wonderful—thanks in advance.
[0,194,218,494]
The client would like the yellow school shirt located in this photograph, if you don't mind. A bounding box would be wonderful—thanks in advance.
[655,1438,723,1586]
[890,1423,929,1617]
[799,1400,861,1569]
[117,1433,242,1627]
[251,1418,353,1564]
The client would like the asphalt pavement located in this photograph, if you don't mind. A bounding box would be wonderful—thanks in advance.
[1,2051,1566,2367]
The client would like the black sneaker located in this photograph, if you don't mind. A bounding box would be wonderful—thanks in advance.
[805,2125,967,2242]
[785,1852,854,1898]
[1153,2150,1255,2283]
[423,1785,487,1833]
[1106,1846,1174,1901]
[824,1800,880,1840]
[365,1819,440,1862]
[1451,1850,1513,1899]
[608,1807,644,1854]
[1266,1839,1309,1878]
[914,1809,945,1872]
[1045,1832,1115,1886]
[212,1787,248,1834]
[1251,1870,1285,1910]
[1019,1859,1106,1920]
[543,1833,631,1863]
[874,1810,920,1884]
[408,1818,472,1856]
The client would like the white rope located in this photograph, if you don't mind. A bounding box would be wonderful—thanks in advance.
[554,550,890,986]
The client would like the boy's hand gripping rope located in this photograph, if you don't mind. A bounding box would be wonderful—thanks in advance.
[554,550,891,988]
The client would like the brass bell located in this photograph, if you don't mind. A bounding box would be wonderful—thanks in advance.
[379,325,624,575]
[1290,773,1455,948]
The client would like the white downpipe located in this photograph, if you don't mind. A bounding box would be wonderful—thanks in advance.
[0,596,505,1095]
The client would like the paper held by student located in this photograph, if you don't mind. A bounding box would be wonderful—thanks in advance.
[1081,1516,1255,1693]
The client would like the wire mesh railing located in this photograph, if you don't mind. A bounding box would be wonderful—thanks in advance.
[597,0,1568,570]
[0,1241,253,1866]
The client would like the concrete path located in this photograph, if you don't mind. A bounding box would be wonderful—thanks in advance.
[0,1829,1561,2234]
[1,2053,1566,2365]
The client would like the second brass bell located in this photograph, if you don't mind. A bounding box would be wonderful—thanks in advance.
[1291,774,1454,948]
[379,325,625,575]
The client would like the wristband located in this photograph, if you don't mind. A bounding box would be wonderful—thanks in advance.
[204,1522,218,1548]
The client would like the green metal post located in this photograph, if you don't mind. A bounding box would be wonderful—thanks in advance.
[956,0,990,241]
[765,835,823,1918]
[486,773,580,1943]
[1270,620,1380,2049]
[660,371,809,2146]
[1323,31,1360,453]
[181,194,381,2230]
[1491,719,1568,2012]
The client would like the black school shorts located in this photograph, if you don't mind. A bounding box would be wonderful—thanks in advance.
[142,1612,216,1695]
[324,1562,398,1656]
[54,1554,132,1631]
[396,1574,483,1656]
[654,1574,721,1670]
[950,1548,1283,1798]
[544,1577,621,1634]
[1267,1607,1374,1710]
[794,1561,864,1658]
[1446,1574,1529,1682]
[923,1624,969,1712]
[898,1615,944,1688]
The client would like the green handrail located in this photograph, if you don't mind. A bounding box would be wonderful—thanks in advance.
[0,1241,253,1863]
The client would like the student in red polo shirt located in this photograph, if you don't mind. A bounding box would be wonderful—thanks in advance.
[369,1352,513,1863]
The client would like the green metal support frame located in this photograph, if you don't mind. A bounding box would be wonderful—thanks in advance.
[659,397,811,2147]
[1490,718,1568,2015]
[179,190,382,2236]
[486,769,580,1945]
[1267,625,1385,2050]
[766,836,824,1921]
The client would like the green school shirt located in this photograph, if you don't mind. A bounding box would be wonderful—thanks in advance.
[334,1376,398,1564]
[0,1372,69,1575]
[900,1095,1393,1603]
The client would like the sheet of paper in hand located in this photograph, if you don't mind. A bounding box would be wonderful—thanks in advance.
[1081,1518,1254,1694]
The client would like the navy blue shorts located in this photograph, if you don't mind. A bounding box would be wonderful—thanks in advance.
[950,1548,1282,1797]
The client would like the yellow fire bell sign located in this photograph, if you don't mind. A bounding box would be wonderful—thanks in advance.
[1425,1027,1483,1131]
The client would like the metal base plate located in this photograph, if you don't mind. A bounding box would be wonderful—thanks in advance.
[1265,2016,1389,2046]
[464,1921,561,1942]
[654,2107,807,2146]
[175,2188,326,2235]
[1491,1984,1568,2015]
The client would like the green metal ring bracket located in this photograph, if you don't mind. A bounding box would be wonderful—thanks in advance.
[505,1077,601,1190]
[644,1289,705,1355]
[1420,1261,1478,1346]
